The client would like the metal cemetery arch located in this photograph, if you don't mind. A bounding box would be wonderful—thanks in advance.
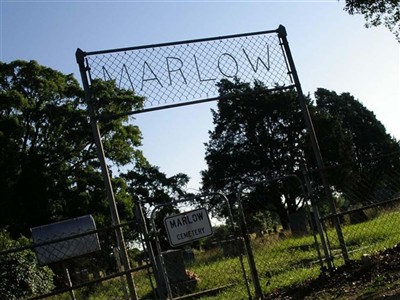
[76,24,348,299]
[76,25,294,118]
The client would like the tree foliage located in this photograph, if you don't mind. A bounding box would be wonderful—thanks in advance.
[123,165,190,249]
[202,80,309,230]
[344,0,400,42]
[0,60,146,236]
[314,88,400,206]
[0,230,54,299]
[202,80,400,231]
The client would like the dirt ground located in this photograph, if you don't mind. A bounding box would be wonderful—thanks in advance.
[264,244,400,300]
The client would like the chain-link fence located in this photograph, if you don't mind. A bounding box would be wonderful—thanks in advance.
[0,220,155,300]
[235,175,327,296]
[2,152,400,299]
[147,193,252,300]
[314,152,400,269]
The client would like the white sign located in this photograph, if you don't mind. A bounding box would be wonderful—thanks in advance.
[164,208,213,247]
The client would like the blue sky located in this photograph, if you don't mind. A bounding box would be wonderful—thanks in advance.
[1,1,399,190]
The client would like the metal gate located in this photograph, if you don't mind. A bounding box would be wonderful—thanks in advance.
[147,192,252,300]
[236,174,331,297]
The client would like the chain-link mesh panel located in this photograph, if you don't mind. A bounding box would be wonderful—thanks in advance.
[314,152,400,268]
[0,221,155,300]
[149,194,251,299]
[237,175,325,295]
[84,30,293,112]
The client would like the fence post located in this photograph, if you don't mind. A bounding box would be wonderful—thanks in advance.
[237,187,263,300]
[135,200,168,299]
[76,49,139,299]
[277,25,349,264]
[303,166,334,271]
[63,266,76,300]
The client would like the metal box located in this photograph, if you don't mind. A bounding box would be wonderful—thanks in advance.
[31,215,100,265]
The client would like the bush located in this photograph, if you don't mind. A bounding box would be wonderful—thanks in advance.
[0,230,55,299]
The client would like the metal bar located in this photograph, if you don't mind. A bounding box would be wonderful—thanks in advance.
[139,237,157,299]
[76,49,139,300]
[320,196,400,221]
[149,192,247,299]
[173,284,234,300]
[303,166,334,271]
[28,264,150,300]
[81,28,279,57]
[136,200,167,299]
[150,213,174,299]
[217,193,252,299]
[63,266,76,300]
[0,220,137,256]
[99,96,222,121]
[236,185,263,299]
[277,25,350,264]
[236,174,308,299]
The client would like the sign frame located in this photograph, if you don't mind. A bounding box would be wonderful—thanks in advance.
[164,207,213,247]
[31,215,100,266]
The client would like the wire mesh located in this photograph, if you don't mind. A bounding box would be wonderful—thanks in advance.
[314,152,400,268]
[3,152,400,299]
[0,222,154,300]
[236,176,325,295]
[83,30,293,112]
[149,194,251,299]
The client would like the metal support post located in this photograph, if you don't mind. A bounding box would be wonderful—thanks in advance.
[63,266,76,300]
[135,200,168,299]
[237,188,263,300]
[303,166,334,271]
[76,49,138,299]
[277,25,349,264]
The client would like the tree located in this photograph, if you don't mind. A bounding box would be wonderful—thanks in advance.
[0,230,54,300]
[202,80,400,231]
[343,0,400,42]
[0,60,146,237]
[314,88,400,206]
[202,80,309,230]
[122,164,190,250]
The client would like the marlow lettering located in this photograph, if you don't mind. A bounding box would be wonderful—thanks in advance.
[169,211,205,228]
[101,46,271,91]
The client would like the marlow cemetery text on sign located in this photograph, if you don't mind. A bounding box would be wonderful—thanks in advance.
[164,208,213,247]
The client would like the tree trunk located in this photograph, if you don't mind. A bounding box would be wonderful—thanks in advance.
[277,206,290,231]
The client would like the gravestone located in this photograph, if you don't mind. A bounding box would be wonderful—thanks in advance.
[288,209,309,236]
[161,249,197,296]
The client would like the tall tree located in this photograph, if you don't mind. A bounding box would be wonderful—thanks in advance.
[0,60,145,236]
[202,80,309,230]
[202,81,400,231]
[123,165,190,249]
[314,88,400,206]
[343,0,400,42]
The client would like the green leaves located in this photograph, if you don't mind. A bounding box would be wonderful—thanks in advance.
[0,60,146,235]
[203,80,400,230]
[344,0,400,42]
[0,231,54,299]
[314,88,400,206]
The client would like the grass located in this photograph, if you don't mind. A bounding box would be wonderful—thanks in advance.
[326,209,400,263]
[49,207,400,299]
